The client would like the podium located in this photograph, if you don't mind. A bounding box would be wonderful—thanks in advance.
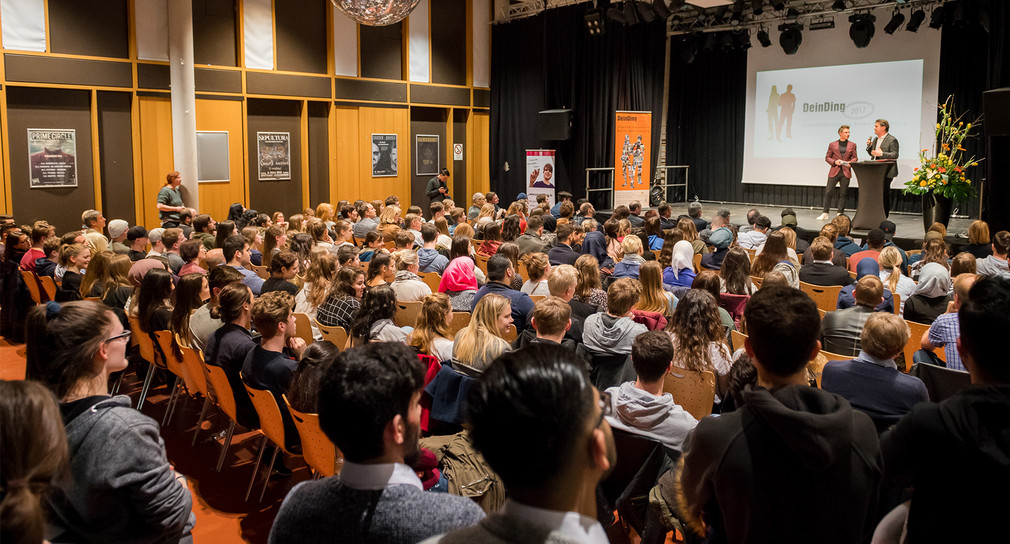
[851,161,894,231]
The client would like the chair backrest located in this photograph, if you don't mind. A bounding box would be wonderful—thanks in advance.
[743,247,757,262]
[316,321,349,349]
[153,330,191,388]
[892,293,901,315]
[599,428,663,510]
[394,300,423,328]
[204,363,238,421]
[529,295,546,304]
[284,395,341,477]
[38,275,58,301]
[251,264,269,280]
[903,319,945,368]
[692,253,702,272]
[292,312,315,346]
[419,272,441,293]
[730,329,748,352]
[242,377,290,454]
[908,363,971,402]
[178,344,208,397]
[128,315,159,367]
[662,368,716,420]
[84,296,101,302]
[448,311,471,337]
[383,240,396,251]
[502,323,517,343]
[750,275,763,288]
[20,270,43,304]
[848,269,858,279]
[719,293,749,330]
[516,261,530,283]
[652,249,662,260]
[799,281,842,312]
[474,254,489,277]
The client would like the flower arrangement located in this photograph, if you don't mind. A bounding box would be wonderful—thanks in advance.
[903,96,981,201]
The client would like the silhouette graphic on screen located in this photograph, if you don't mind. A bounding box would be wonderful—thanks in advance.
[777,84,796,141]
[766,85,780,141]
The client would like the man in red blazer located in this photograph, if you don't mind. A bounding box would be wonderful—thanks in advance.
[818,125,859,221]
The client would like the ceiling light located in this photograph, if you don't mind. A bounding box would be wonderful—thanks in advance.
[832,0,847,11]
[752,0,763,16]
[734,30,752,50]
[607,5,627,23]
[848,13,876,47]
[637,0,656,22]
[928,7,944,29]
[330,0,419,25]
[678,35,698,64]
[653,0,672,20]
[778,22,802,54]
[624,0,640,24]
[756,28,772,47]
[585,9,606,35]
[906,9,925,31]
[771,1,785,11]
[884,10,905,34]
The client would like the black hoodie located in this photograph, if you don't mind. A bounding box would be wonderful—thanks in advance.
[679,384,881,544]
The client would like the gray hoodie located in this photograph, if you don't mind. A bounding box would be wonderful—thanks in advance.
[418,247,449,274]
[582,313,647,355]
[50,395,195,543]
[605,382,698,452]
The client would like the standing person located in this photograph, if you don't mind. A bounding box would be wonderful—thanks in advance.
[818,125,859,220]
[156,171,186,228]
[426,168,450,209]
[777,84,796,140]
[866,119,899,217]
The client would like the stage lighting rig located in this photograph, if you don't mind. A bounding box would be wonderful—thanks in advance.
[778,22,802,55]
[756,28,772,47]
[637,0,656,23]
[906,9,925,31]
[832,1,847,11]
[883,10,905,34]
[624,0,640,24]
[848,12,876,47]
[752,0,763,16]
[585,9,605,35]
[734,30,752,50]
[653,0,672,21]
[928,6,944,29]
[771,1,785,11]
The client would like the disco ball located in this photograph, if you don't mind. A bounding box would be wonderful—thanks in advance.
[331,0,421,26]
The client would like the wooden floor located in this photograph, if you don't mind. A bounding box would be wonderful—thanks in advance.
[0,336,307,544]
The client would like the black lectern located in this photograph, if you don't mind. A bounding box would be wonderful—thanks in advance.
[851,161,894,231]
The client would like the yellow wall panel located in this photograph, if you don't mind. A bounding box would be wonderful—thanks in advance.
[196,99,246,221]
[332,106,411,208]
[332,106,361,201]
[136,96,174,229]
[469,111,490,197]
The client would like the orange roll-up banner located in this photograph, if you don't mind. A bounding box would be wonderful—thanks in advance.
[614,111,651,209]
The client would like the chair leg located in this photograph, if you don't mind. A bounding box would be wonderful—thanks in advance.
[136,362,157,410]
[110,370,126,396]
[259,446,281,502]
[215,420,236,472]
[191,397,211,447]
[245,435,269,501]
[161,377,181,427]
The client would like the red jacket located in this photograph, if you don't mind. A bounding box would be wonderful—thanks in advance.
[826,140,859,178]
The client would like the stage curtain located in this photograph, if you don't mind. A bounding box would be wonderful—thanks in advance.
[490,5,666,206]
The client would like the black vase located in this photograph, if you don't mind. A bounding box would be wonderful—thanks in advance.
[921,192,953,232]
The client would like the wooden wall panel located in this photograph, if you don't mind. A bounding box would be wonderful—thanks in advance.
[332,106,361,203]
[136,96,175,229]
[469,111,490,198]
[195,98,246,220]
[355,107,410,206]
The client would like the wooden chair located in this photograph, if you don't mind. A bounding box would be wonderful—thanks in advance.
[448,311,471,337]
[38,275,58,301]
[127,315,163,411]
[812,349,852,387]
[292,312,315,346]
[316,321,349,349]
[903,319,945,372]
[20,270,43,304]
[743,247,757,262]
[848,269,858,279]
[517,261,530,283]
[502,323,517,343]
[251,265,269,280]
[394,300,423,328]
[153,330,194,427]
[651,249,662,260]
[662,368,716,420]
[419,272,441,293]
[692,253,702,272]
[84,296,101,302]
[242,378,299,501]
[176,345,213,447]
[797,252,803,265]
[474,254,490,277]
[799,281,842,313]
[383,240,396,251]
[284,395,342,478]
[730,329,748,352]
[750,275,763,288]
[203,363,244,472]
[529,295,546,304]
[892,293,901,315]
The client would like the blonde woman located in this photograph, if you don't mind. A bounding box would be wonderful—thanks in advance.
[451,293,512,374]
[636,260,676,316]
[389,249,432,302]
[573,254,609,312]
[519,252,551,296]
[433,217,454,249]
[965,219,991,259]
[408,293,455,362]
[677,218,709,255]
[474,203,496,226]
[315,203,336,230]
[878,246,916,315]
[83,231,109,255]
[295,253,337,340]
[377,205,402,241]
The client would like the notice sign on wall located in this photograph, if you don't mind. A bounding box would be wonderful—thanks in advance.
[614,111,651,208]
[416,135,439,176]
[257,132,291,181]
[28,129,78,188]
[372,134,398,177]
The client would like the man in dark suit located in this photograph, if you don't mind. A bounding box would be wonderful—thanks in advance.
[818,125,859,220]
[799,237,854,287]
[821,275,885,357]
[547,223,580,266]
[866,119,899,217]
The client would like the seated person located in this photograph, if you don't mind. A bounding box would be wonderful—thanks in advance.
[604,330,698,452]
[836,259,894,313]
[260,250,300,296]
[699,227,733,270]
[799,236,853,287]
[471,254,534,334]
[512,296,577,352]
[269,343,485,543]
[915,273,978,371]
[821,312,928,432]
[418,224,449,274]
[903,263,952,325]
[583,278,648,356]
[611,235,645,279]
[205,282,260,428]
[821,275,885,357]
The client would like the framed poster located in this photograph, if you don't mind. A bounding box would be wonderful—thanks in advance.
[416,134,439,176]
[372,133,397,177]
[196,131,230,182]
[28,129,78,188]
[526,149,556,207]
[257,132,291,181]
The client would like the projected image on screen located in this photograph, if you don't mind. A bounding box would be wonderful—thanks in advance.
[753,60,923,159]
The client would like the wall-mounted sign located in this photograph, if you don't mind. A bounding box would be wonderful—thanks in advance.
[416,134,439,176]
[453,143,463,161]
[257,132,291,181]
[372,133,398,177]
[28,128,77,188]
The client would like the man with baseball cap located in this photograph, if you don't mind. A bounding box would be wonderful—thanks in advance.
[127,226,149,262]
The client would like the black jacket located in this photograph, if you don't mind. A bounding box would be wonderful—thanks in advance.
[798,261,853,287]
[547,244,580,266]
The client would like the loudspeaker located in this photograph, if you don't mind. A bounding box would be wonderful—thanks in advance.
[538,109,572,140]
[983,87,1010,136]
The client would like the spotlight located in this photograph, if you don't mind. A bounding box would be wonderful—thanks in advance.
[734,30,752,50]
[702,32,717,51]
[906,9,925,31]
[607,5,626,23]
[832,0,847,11]
[756,28,772,47]
[653,0,672,21]
[786,7,799,19]
[778,22,802,55]
[585,9,605,35]
[718,32,735,51]
[771,1,785,11]
[928,7,944,29]
[678,35,698,64]
[884,10,905,34]
[752,0,763,16]
[637,0,656,23]
[848,13,875,47]
[624,0,640,24]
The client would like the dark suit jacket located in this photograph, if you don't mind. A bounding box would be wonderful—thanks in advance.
[867,133,899,179]
[799,262,854,287]
[821,305,874,357]
[821,358,928,432]
[826,140,859,178]
[548,244,581,266]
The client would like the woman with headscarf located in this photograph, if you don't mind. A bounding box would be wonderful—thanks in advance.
[227,203,245,223]
[835,259,895,313]
[580,230,614,272]
[438,256,479,312]
[663,240,697,288]
[903,262,952,324]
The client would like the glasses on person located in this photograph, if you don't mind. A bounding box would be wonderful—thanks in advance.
[596,390,613,428]
[105,330,131,343]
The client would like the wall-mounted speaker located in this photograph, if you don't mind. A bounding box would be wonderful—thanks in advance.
[538,109,572,140]
[983,88,1010,136]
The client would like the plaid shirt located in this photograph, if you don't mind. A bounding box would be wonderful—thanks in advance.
[316,295,360,330]
[928,312,963,371]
